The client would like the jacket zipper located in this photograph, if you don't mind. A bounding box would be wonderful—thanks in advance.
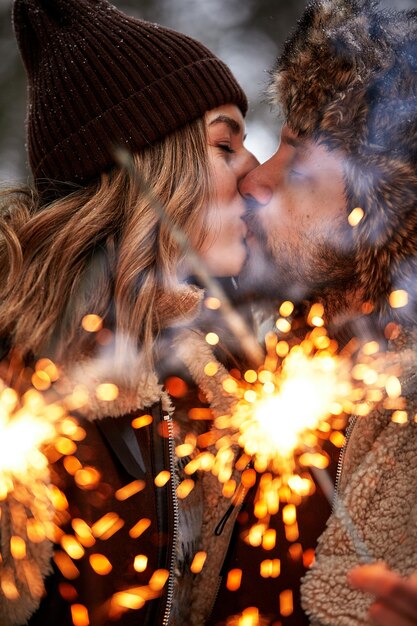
[208,576,223,621]
[332,415,358,511]
[162,414,179,626]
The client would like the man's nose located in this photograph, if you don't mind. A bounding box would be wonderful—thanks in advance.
[238,160,275,207]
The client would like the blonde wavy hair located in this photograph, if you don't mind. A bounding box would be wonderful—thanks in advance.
[0,118,210,367]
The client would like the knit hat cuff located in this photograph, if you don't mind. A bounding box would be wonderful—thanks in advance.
[32,57,247,185]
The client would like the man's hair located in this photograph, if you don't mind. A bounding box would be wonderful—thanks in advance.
[0,118,210,367]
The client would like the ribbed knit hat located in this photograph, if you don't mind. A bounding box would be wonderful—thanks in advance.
[270,0,417,317]
[13,0,247,187]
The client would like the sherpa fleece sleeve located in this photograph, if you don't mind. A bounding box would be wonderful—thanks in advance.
[302,410,417,626]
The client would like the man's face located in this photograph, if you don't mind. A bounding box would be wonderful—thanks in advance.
[239,126,357,314]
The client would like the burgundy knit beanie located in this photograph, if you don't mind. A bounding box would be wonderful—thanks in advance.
[12,0,248,187]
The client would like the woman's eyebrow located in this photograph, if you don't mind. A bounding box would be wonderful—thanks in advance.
[208,115,242,135]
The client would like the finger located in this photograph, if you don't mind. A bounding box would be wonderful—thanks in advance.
[369,601,417,626]
[349,563,396,596]
[350,565,417,619]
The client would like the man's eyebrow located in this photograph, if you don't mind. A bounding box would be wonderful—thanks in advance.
[208,115,242,135]
[281,133,304,149]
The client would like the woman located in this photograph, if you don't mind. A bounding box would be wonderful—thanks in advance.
[0,1,257,625]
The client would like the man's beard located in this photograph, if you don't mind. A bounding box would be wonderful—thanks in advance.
[240,211,358,320]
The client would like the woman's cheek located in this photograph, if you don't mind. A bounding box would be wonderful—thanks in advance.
[215,168,237,204]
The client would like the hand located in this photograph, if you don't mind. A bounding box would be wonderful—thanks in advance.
[349,563,417,626]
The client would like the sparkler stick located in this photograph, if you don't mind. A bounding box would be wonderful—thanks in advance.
[114,148,263,368]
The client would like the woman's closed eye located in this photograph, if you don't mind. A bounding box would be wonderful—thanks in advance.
[217,143,235,154]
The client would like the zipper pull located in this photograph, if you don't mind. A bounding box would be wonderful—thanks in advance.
[215,459,253,536]
[214,480,248,536]
[215,503,235,536]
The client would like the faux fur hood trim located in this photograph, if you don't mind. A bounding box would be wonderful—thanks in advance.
[59,286,206,421]
[64,357,170,421]
[270,0,417,317]
[269,0,387,141]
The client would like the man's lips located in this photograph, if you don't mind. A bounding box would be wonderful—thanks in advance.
[244,220,264,245]
[243,212,268,246]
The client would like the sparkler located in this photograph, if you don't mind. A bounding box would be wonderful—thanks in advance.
[0,367,73,608]
[0,371,71,500]
[191,301,410,601]
[227,338,351,477]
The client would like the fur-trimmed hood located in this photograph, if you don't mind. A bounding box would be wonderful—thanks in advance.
[270,0,417,320]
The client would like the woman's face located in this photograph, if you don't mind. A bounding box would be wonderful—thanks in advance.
[197,104,258,277]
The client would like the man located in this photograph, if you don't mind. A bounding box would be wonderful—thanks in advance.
[240,0,417,624]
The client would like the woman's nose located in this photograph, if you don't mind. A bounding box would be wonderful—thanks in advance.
[237,148,260,182]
